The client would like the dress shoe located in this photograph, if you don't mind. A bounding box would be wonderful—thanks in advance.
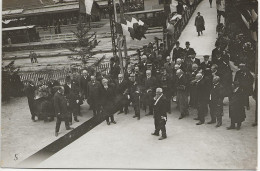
[118,111,123,115]
[107,121,110,125]
[151,133,159,136]
[252,123,257,127]
[236,126,241,130]
[215,123,222,127]
[145,113,153,116]
[55,132,58,137]
[207,121,216,124]
[124,109,128,114]
[179,116,184,119]
[111,121,117,124]
[158,136,167,140]
[194,118,199,120]
[137,117,140,120]
[133,115,137,118]
[48,117,54,122]
[226,126,235,130]
[196,121,204,125]
[66,127,74,130]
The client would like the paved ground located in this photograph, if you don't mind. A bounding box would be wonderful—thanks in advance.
[37,97,257,169]
[1,97,93,167]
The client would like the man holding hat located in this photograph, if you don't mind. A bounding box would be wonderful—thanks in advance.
[151,88,168,140]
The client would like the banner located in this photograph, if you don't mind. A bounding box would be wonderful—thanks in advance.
[79,0,94,15]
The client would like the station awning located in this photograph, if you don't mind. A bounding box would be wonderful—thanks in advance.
[2,25,35,31]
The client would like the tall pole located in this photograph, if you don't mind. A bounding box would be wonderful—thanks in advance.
[108,0,117,56]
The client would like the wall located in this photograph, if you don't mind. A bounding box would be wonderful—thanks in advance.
[144,0,163,10]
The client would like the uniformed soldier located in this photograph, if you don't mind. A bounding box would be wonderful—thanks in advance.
[144,70,157,116]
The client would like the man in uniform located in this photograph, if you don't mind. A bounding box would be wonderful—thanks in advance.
[151,88,168,140]
[208,76,224,127]
[54,86,74,137]
[160,68,172,113]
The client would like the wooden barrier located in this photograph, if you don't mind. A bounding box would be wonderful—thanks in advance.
[19,63,111,86]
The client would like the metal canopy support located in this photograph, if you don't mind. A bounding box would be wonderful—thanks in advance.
[108,0,117,56]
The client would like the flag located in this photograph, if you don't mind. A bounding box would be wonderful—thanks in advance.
[79,0,94,15]
[116,15,148,40]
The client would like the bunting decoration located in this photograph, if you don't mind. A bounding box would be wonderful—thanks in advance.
[116,15,148,40]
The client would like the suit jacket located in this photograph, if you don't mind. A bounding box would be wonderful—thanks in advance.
[144,76,157,92]
[210,83,224,107]
[200,61,213,76]
[54,91,69,117]
[184,58,200,73]
[197,77,210,102]
[176,74,189,92]
[164,62,175,76]
[87,81,102,103]
[211,48,221,64]
[114,79,128,94]
[183,48,196,59]
[153,95,167,119]
[79,75,90,95]
[25,84,36,100]
[172,47,183,62]
[234,69,254,95]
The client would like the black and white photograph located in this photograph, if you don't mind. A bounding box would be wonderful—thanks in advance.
[1,0,258,169]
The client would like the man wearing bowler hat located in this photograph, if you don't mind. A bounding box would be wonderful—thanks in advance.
[183,41,196,60]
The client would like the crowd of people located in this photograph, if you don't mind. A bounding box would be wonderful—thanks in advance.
[23,36,255,139]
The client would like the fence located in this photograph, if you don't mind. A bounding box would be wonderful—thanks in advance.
[19,63,111,86]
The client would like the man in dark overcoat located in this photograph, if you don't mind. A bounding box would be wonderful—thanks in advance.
[227,82,246,130]
[144,70,157,116]
[208,76,224,127]
[195,73,210,125]
[54,86,73,137]
[129,73,142,120]
[87,75,102,116]
[25,80,37,121]
[79,70,90,100]
[211,42,221,64]
[189,64,200,108]
[115,73,129,114]
[176,69,189,119]
[195,12,205,36]
[101,78,117,125]
[151,88,168,140]
[160,68,173,113]
[234,63,254,110]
